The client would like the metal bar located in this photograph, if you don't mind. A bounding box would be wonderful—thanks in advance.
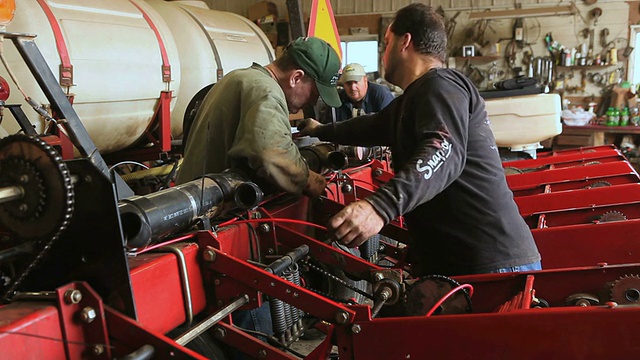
[5,104,37,135]
[6,32,134,199]
[0,185,22,204]
[174,295,249,346]
[274,224,381,281]
[215,322,298,360]
[203,245,356,324]
[507,162,637,190]
[156,244,195,325]
[286,0,306,39]
[9,34,106,173]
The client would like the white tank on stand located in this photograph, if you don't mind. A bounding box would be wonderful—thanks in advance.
[0,0,274,154]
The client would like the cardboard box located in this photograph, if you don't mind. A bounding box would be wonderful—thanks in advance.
[248,1,277,22]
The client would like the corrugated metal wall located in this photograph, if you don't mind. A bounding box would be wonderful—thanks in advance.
[204,0,631,17]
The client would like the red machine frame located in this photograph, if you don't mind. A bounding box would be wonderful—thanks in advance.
[4,144,640,358]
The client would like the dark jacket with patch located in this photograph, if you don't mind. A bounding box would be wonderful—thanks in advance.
[314,68,540,276]
[320,81,395,123]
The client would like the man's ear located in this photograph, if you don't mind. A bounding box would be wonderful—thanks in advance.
[290,69,305,87]
[399,33,412,52]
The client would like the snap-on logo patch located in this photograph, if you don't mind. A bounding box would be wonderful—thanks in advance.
[416,139,452,180]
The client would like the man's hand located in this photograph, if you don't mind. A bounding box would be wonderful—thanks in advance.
[297,118,321,137]
[302,170,327,198]
[328,200,385,248]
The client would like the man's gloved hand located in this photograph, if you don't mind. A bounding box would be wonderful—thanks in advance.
[328,199,385,248]
[297,118,321,137]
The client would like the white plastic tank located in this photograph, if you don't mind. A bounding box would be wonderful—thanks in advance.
[0,0,274,154]
[485,93,562,151]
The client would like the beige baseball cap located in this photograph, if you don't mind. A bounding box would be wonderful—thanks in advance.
[340,63,366,83]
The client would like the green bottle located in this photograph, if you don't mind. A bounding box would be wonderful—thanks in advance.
[606,107,615,126]
[620,107,630,126]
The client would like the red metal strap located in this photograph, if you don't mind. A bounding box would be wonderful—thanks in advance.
[36,0,73,86]
[128,0,172,82]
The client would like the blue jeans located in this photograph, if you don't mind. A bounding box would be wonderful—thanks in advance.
[232,301,273,340]
[230,302,273,360]
[490,261,542,273]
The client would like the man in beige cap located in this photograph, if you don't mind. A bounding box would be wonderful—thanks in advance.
[178,36,341,198]
[320,62,394,123]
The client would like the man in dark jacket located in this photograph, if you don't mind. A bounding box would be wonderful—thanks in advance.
[298,4,541,276]
[320,63,394,123]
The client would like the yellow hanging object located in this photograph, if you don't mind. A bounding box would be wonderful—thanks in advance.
[0,0,15,26]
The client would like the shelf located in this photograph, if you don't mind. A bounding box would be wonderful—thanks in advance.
[563,124,640,134]
[556,64,616,69]
[455,56,500,62]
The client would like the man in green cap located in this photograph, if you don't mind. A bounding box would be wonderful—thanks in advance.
[177,37,341,350]
[177,36,341,198]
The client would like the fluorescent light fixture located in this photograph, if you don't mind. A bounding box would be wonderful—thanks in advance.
[468,5,577,20]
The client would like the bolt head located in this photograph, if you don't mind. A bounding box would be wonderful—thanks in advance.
[258,350,267,358]
[213,327,227,340]
[334,310,349,324]
[351,324,361,334]
[80,307,97,323]
[203,249,216,262]
[64,289,82,304]
[259,223,271,233]
[92,345,104,355]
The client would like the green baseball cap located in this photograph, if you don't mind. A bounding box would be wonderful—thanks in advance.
[287,37,341,108]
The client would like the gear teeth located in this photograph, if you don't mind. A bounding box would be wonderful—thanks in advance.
[0,134,74,301]
[609,274,640,304]
[504,166,523,175]
[597,210,627,223]
[582,181,612,190]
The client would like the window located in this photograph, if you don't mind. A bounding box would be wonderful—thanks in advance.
[339,35,379,73]
[629,25,640,87]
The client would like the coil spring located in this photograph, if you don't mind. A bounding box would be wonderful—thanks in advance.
[283,266,305,341]
[290,266,305,319]
[268,297,287,343]
[269,263,305,343]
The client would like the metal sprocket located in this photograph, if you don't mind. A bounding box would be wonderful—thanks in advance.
[598,210,627,223]
[582,181,612,190]
[0,134,74,240]
[610,275,640,304]
[403,275,472,316]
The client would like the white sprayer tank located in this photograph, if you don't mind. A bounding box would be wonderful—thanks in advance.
[0,0,274,154]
